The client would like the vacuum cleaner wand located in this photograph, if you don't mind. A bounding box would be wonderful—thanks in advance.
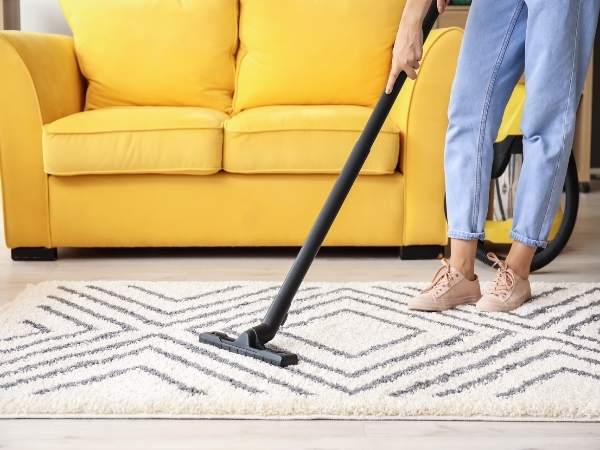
[199,4,440,367]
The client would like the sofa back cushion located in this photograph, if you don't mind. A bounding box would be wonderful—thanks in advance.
[60,0,238,111]
[233,0,405,112]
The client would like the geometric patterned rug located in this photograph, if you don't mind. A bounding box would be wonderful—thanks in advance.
[1,281,599,419]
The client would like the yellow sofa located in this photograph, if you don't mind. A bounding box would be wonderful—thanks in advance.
[0,0,464,260]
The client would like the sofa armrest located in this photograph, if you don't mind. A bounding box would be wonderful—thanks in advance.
[389,27,463,246]
[0,32,84,248]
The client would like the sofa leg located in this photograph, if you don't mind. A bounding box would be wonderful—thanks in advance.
[399,245,443,260]
[11,247,58,261]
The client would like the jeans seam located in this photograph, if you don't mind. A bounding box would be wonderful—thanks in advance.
[471,1,525,233]
[448,230,484,240]
[535,0,582,242]
[511,230,547,249]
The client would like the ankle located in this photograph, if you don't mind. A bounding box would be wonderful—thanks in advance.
[505,260,530,280]
[448,258,476,281]
[505,242,535,280]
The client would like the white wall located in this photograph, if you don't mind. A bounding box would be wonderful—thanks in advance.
[20,0,71,35]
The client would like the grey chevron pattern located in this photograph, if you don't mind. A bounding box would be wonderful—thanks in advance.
[1,281,599,418]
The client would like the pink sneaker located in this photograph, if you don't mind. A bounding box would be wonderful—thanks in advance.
[476,253,532,312]
[408,258,481,311]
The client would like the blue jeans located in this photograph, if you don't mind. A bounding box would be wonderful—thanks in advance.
[444,0,600,248]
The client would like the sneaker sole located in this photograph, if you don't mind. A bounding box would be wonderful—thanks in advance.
[476,296,531,313]
[408,295,481,312]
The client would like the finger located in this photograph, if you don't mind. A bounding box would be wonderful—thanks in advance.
[437,0,447,13]
[405,67,418,80]
[385,69,399,94]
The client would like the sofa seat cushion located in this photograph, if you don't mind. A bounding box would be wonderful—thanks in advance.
[224,105,400,174]
[43,107,227,176]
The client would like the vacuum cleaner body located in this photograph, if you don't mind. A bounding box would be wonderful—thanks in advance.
[199,5,440,367]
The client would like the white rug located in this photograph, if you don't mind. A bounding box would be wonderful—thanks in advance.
[1,281,599,419]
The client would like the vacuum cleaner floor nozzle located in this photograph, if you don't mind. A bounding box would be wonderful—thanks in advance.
[199,331,298,367]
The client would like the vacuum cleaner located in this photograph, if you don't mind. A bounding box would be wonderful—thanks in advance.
[199,4,440,367]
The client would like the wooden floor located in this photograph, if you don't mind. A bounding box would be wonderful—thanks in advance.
[1,181,599,450]
[2,419,600,450]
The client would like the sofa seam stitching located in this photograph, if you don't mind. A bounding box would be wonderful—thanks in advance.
[401,27,457,245]
[0,35,53,248]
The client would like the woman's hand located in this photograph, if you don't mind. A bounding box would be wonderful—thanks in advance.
[385,20,423,92]
[385,0,449,94]
[437,0,449,14]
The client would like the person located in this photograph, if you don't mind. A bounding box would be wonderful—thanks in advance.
[386,0,600,312]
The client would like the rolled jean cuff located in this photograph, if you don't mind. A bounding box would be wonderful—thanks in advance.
[448,230,484,241]
[511,230,548,249]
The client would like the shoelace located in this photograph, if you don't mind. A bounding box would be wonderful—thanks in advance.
[423,258,456,297]
[487,252,515,300]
